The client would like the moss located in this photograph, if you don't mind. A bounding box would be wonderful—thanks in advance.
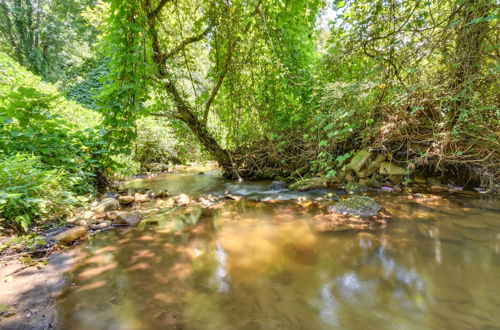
[289,177,328,191]
[329,196,381,217]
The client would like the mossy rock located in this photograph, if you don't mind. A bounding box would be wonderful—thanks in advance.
[329,196,381,217]
[54,226,86,245]
[348,149,371,177]
[289,177,328,191]
[345,182,368,194]
[379,162,407,176]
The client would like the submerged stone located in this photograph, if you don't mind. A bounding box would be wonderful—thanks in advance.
[114,212,142,226]
[269,181,288,190]
[329,196,381,217]
[346,182,368,194]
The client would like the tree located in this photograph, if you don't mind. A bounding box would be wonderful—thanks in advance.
[99,0,320,177]
[0,0,97,81]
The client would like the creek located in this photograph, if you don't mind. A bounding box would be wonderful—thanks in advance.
[57,171,500,329]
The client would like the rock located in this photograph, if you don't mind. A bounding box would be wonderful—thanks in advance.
[175,194,190,206]
[106,211,119,221]
[326,192,340,201]
[289,177,329,191]
[114,212,142,226]
[79,211,94,219]
[348,150,386,179]
[225,194,243,201]
[91,220,112,230]
[76,218,100,228]
[92,198,120,213]
[388,175,404,184]
[91,211,107,219]
[430,184,446,192]
[146,162,169,172]
[345,173,355,182]
[367,154,386,173]
[346,182,368,194]
[118,195,135,205]
[134,193,149,203]
[348,149,371,177]
[152,190,169,198]
[413,175,427,184]
[164,198,176,208]
[54,226,86,245]
[269,181,288,190]
[379,162,407,176]
[365,177,382,188]
[329,196,381,217]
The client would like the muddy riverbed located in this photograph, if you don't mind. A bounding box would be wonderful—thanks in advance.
[2,171,500,329]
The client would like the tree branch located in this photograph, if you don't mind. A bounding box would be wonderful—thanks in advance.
[149,0,173,19]
[163,25,212,61]
[203,46,233,124]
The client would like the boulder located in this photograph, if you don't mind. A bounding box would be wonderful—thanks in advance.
[289,177,328,191]
[92,198,120,213]
[118,195,135,205]
[345,182,368,194]
[379,162,407,176]
[348,149,371,177]
[54,226,86,245]
[175,194,190,206]
[329,196,381,217]
[269,181,288,190]
[114,212,142,226]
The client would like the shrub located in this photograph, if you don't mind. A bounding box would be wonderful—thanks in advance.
[0,154,81,233]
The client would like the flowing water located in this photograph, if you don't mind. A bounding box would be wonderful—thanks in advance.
[57,172,500,330]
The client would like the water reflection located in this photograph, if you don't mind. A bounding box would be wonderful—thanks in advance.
[57,175,500,329]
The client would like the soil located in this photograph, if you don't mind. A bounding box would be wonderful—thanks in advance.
[0,251,76,330]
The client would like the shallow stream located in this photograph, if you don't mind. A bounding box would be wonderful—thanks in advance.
[57,172,500,330]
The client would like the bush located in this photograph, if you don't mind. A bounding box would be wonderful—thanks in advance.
[0,154,82,233]
[0,52,102,234]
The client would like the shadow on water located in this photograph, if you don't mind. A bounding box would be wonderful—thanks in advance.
[53,174,500,330]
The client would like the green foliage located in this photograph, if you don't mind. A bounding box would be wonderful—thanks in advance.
[0,154,82,233]
[65,57,109,110]
[0,51,102,232]
[0,0,98,81]
[98,1,152,161]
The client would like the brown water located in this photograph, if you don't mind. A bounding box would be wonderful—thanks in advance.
[57,173,500,330]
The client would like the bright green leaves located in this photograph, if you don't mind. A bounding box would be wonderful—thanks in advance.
[98,0,153,163]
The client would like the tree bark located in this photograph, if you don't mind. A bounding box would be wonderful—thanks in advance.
[164,80,234,173]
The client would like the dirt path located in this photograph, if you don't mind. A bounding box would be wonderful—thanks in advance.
[0,252,76,330]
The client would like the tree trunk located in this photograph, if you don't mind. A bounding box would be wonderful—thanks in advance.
[164,81,234,175]
[447,0,491,128]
